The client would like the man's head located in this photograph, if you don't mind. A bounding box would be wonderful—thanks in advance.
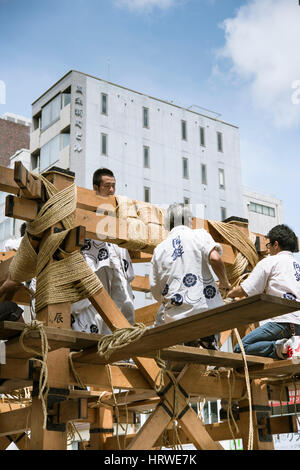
[164,203,193,231]
[266,224,298,254]
[93,168,116,196]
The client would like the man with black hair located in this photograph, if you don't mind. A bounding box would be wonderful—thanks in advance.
[71,168,135,335]
[227,224,300,359]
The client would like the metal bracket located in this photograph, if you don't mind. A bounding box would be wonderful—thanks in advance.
[257,411,272,442]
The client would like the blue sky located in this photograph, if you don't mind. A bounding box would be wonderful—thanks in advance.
[0,0,299,258]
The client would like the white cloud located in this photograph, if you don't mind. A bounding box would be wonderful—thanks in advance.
[218,0,300,128]
[114,0,177,12]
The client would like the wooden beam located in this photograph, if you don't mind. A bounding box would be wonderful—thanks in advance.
[73,294,300,365]
[0,407,31,437]
[245,357,300,379]
[0,166,20,195]
[0,358,32,380]
[131,275,150,292]
[151,344,273,369]
[134,302,160,325]
[72,363,151,391]
[14,161,42,200]
[126,403,172,450]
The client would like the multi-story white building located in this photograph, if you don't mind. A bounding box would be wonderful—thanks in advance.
[30,70,244,222]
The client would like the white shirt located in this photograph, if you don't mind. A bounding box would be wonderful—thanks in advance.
[4,237,22,251]
[241,251,300,325]
[150,226,224,323]
[81,240,134,282]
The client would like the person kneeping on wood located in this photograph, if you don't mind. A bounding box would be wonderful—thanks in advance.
[227,224,300,359]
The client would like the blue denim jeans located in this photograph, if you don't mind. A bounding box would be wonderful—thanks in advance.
[233,322,300,359]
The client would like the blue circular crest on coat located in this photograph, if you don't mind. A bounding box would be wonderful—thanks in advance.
[171,294,183,306]
[123,259,129,272]
[98,248,109,261]
[183,273,197,288]
[90,324,99,334]
[203,285,216,299]
[283,292,297,301]
[83,239,91,251]
[162,284,169,296]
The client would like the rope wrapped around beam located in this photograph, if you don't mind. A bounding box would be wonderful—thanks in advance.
[8,175,103,312]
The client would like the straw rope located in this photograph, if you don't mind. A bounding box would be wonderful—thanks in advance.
[8,175,104,311]
[19,320,49,429]
[97,323,148,361]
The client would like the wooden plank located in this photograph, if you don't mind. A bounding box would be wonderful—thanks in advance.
[5,195,39,222]
[151,344,273,369]
[0,358,31,380]
[246,357,300,379]
[73,294,300,365]
[134,302,160,325]
[126,403,171,450]
[72,363,151,391]
[14,161,42,200]
[131,275,150,292]
[0,407,31,437]
[129,251,152,263]
[0,166,20,195]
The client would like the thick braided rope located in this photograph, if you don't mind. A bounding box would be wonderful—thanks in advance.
[35,250,103,312]
[19,321,49,429]
[208,220,259,269]
[97,323,148,361]
[27,176,76,236]
[9,176,103,309]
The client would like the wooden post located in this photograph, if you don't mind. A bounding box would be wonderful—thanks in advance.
[29,168,75,450]
[238,379,275,450]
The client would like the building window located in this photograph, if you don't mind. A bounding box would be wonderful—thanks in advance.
[217,131,223,152]
[219,168,225,189]
[101,133,108,155]
[144,186,151,203]
[61,133,70,149]
[249,202,275,217]
[200,126,205,147]
[143,107,149,128]
[101,93,108,115]
[62,93,71,107]
[183,158,189,179]
[201,164,207,185]
[143,146,150,168]
[221,207,227,221]
[41,94,61,131]
[181,120,187,141]
[184,197,190,205]
[40,134,61,172]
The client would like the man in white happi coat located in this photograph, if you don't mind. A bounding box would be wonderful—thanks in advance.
[227,224,300,359]
[71,168,135,335]
[150,203,231,349]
